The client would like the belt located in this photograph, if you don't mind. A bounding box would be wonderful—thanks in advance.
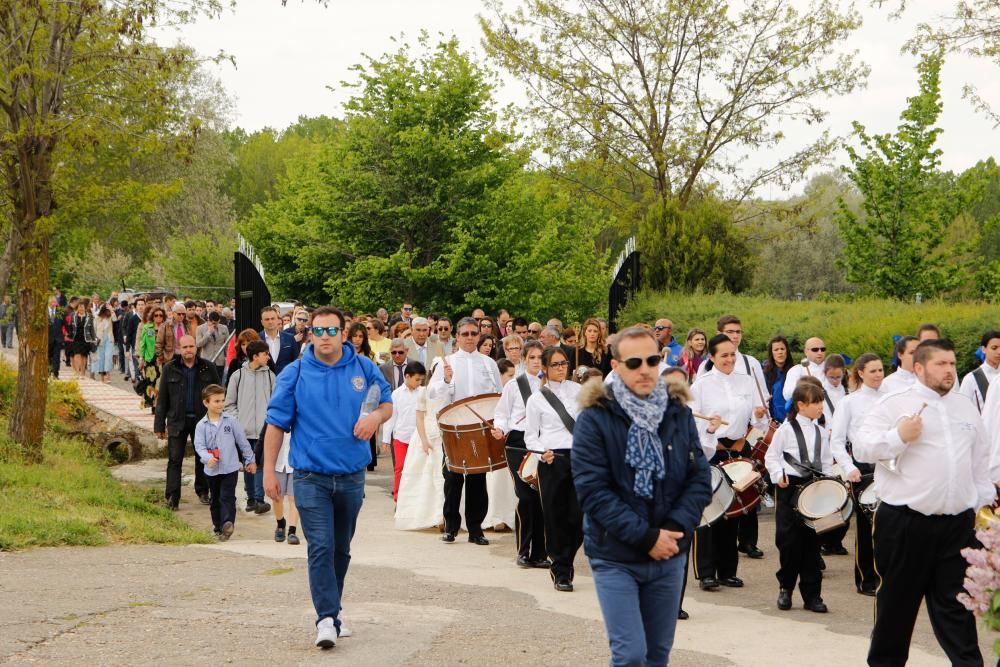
[716,437,747,450]
[880,502,973,519]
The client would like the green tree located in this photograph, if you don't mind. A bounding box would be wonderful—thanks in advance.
[836,51,977,299]
[0,0,222,454]
[481,0,867,206]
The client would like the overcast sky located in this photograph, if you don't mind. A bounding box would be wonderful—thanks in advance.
[173,1,998,196]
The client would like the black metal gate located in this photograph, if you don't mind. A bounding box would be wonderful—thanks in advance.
[608,236,639,334]
[234,234,271,335]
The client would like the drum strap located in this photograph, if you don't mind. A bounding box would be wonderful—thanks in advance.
[540,386,575,434]
[973,368,989,406]
[516,374,532,406]
[789,418,822,471]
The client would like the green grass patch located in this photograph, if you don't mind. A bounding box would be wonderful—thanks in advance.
[262,567,295,576]
[619,290,996,375]
[0,417,210,551]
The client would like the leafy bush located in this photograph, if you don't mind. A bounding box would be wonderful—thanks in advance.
[619,290,996,376]
[0,362,90,422]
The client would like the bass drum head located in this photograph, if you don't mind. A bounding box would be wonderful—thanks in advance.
[437,394,501,426]
[796,479,849,519]
[722,459,755,485]
[700,467,735,527]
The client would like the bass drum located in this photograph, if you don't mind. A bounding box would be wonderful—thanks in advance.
[720,458,764,519]
[699,466,736,528]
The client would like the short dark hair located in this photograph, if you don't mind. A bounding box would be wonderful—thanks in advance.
[916,323,941,338]
[981,330,1000,348]
[261,306,279,317]
[246,340,270,360]
[913,338,955,367]
[207,311,221,322]
[894,335,918,357]
[201,384,226,401]
[541,345,569,367]
[824,354,846,372]
[404,361,426,377]
[511,317,528,329]
[522,339,544,357]
[310,306,345,329]
[497,359,515,375]
[716,314,741,332]
[456,316,478,332]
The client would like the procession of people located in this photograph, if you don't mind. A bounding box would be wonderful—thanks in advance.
[21,290,1000,665]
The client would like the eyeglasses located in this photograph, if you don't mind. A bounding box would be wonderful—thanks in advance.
[809,347,827,352]
[391,350,407,355]
[402,307,413,312]
[311,326,341,338]
[480,322,492,328]
[153,314,164,319]
[548,361,569,368]
[295,317,309,323]
[458,331,479,337]
[621,355,661,370]
[506,346,522,351]
[653,325,672,331]
[437,327,450,332]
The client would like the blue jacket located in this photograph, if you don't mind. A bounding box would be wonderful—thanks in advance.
[572,380,712,562]
[265,343,392,475]
[663,337,683,366]
[260,329,302,376]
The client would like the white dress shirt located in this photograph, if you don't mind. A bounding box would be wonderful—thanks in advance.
[696,351,766,391]
[494,373,541,434]
[782,360,826,402]
[382,384,420,444]
[880,367,915,395]
[263,331,281,361]
[820,378,846,425]
[854,381,993,516]
[689,367,769,460]
[983,376,1000,481]
[960,362,1000,412]
[765,414,834,482]
[524,380,581,452]
[829,384,884,479]
[428,349,502,404]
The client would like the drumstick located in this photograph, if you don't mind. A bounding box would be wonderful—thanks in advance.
[801,359,811,376]
[505,446,567,458]
[693,413,730,426]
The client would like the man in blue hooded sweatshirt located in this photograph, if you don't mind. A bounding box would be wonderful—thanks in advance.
[262,306,392,650]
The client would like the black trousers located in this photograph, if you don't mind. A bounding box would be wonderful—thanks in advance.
[537,450,582,581]
[855,504,877,591]
[207,471,238,532]
[868,504,981,667]
[775,476,822,601]
[48,341,62,378]
[505,432,546,562]
[821,521,849,550]
[165,415,208,502]
[693,449,740,580]
[443,461,487,539]
[735,443,760,549]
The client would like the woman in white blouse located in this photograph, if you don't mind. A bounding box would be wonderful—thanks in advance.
[689,334,768,590]
[829,352,884,595]
[524,345,582,592]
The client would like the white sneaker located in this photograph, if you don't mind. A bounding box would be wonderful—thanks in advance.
[315,617,337,649]
[337,620,352,638]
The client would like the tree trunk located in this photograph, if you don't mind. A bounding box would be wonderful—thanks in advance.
[7,143,54,462]
[0,230,14,299]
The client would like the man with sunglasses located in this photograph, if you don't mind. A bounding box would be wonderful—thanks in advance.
[263,307,392,650]
[428,317,503,546]
[379,339,411,391]
[573,327,711,666]
[781,336,827,404]
[654,319,683,366]
[431,317,454,355]
[389,303,414,328]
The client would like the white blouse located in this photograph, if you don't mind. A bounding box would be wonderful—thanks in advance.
[524,380,581,453]
[494,373,541,434]
[829,384,884,478]
[765,414,834,482]
[689,367,768,460]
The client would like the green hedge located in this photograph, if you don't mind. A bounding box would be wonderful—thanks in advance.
[618,290,997,376]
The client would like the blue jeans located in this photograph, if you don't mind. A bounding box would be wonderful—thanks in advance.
[294,469,365,629]
[590,554,686,667]
[242,439,264,502]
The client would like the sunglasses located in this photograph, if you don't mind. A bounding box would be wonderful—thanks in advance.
[653,325,672,331]
[391,350,408,355]
[528,329,542,335]
[621,355,661,370]
[311,326,341,337]
[548,360,569,368]
[437,327,450,332]
[295,317,309,323]
[402,307,413,312]
[458,331,479,337]
[810,347,827,352]
[153,314,164,319]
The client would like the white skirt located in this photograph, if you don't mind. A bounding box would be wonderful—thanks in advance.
[484,468,516,529]
[394,427,446,531]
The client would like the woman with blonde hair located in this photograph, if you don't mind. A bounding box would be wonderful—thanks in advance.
[574,318,611,377]
[679,328,708,381]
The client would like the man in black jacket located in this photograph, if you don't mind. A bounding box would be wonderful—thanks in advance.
[123,298,144,381]
[155,335,220,509]
[46,297,65,379]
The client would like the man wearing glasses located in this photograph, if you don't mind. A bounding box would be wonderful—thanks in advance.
[389,303,414,328]
[428,317,503,546]
[263,307,392,650]
[654,319,683,366]
[527,322,543,340]
[380,339,411,391]
[432,317,455,355]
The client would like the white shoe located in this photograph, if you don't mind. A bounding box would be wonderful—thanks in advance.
[337,620,352,638]
[315,617,336,649]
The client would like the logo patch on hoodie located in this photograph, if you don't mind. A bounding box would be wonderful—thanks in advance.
[352,376,365,392]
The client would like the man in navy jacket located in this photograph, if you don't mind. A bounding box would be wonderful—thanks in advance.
[573,327,711,667]
[260,306,301,375]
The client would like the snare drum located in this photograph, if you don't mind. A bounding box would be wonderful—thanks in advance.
[794,478,854,534]
[437,394,508,474]
[720,458,764,519]
[699,467,736,527]
[518,452,540,488]
[853,474,879,520]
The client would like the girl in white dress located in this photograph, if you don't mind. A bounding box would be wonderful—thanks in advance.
[395,361,447,530]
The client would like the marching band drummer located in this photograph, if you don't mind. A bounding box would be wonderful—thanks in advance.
[764,379,834,613]
[854,339,991,667]
[689,334,769,591]
[524,346,583,592]
[492,340,548,569]
[818,354,851,557]
[428,316,503,547]
[828,353,884,596]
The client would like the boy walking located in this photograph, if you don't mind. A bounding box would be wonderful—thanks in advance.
[195,384,257,540]
[225,340,274,515]
[381,361,426,501]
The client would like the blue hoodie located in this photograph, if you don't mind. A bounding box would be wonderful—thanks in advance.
[265,343,392,475]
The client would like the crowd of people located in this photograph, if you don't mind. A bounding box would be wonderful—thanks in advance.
[21,290,1000,665]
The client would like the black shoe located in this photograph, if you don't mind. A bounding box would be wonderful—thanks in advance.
[553,579,574,592]
[777,589,792,610]
[857,586,877,597]
[720,576,744,588]
[274,526,286,542]
[166,498,179,511]
[245,500,257,512]
[820,544,848,556]
[804,598,828,613]
[469,535,490,546]
[678,609,689,620]
[441,532,456,543]
[516,556,532,568]
[818,555,826,571]
[699,577,720,591]
[739,545,765,559]
[198,493,211,505]
[531,559,552,569]
[253,501,271,515]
